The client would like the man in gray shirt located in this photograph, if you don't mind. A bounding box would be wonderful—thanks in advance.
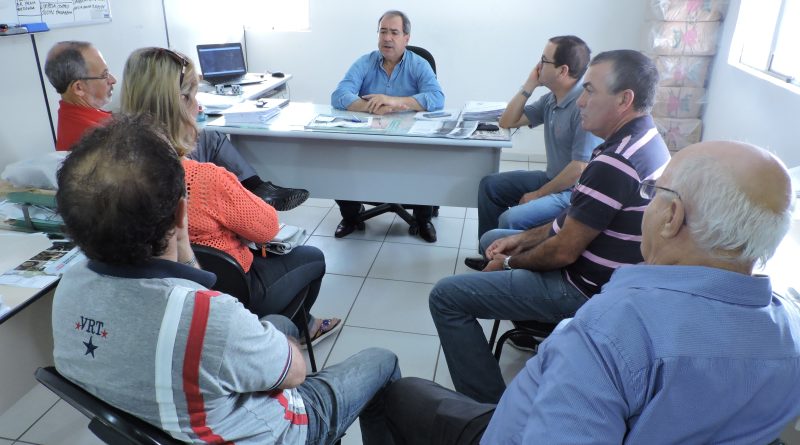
[52,114,400,444]
[467,36,601,270]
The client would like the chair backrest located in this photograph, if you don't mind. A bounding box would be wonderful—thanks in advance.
[191,244,251,306]
[34,367,181,445]
[407,45,436,75]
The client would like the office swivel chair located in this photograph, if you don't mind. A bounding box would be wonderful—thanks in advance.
[35,366,181,445]
[347,45,441,235]
[191,244,318,372]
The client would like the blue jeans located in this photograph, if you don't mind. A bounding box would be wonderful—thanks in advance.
[477,170,571,242]
[263,317,400,445]
[300,348,401,445]
[429,268,588,404]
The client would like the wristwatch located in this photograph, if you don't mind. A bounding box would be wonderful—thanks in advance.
[503,256,513,270]
[519,87,532,98]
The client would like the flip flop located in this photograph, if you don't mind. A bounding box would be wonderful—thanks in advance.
[301,318,341,349]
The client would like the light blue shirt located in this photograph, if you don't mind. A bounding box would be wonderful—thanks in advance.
[523,82,601,180]
[331,49,444,111]
[483,264,800,444]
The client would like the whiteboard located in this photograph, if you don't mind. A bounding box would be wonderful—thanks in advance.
[0,0,111,29]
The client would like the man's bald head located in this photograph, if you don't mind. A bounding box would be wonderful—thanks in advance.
[655,141,792,267]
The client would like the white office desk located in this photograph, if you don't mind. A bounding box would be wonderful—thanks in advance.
[197,74,292,111]
[207,103,512,207]
[0,231,56,324]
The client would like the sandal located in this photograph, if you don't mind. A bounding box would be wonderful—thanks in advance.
[301,318,342,349]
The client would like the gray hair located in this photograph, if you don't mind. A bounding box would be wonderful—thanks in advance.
[379,10,411,35]
[590,50,658,113]
[44,41,93,94]
[670,154,792,266]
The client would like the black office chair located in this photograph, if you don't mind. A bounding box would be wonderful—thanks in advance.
[34,366,181,445]
[487,319,558,360]
[350,45,442,231]
[191,244,318,372]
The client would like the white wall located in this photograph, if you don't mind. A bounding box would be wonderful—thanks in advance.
[0,0,167,171]
[165,0,648,160]
[703,0,800,168]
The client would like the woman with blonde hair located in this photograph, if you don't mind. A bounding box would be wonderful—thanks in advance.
[120,47,339,345]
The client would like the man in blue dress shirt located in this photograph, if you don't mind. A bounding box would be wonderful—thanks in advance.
[330,10,445,243]
[384,140,800,444]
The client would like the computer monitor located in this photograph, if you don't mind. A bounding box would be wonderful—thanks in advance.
[196,43,248,84]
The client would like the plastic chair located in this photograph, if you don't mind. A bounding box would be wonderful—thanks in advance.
[191,244,318,372]
[487,319,558,360]
[34,366,181,445]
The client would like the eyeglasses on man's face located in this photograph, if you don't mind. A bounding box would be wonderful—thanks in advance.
[639,179,681,200]
[540,55,556,65]
[75,70,112,82]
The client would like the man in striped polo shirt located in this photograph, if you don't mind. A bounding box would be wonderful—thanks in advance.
[430,50,670,404]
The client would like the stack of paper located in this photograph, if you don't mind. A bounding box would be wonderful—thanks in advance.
[461,101,508,121]
[220,99,287,124]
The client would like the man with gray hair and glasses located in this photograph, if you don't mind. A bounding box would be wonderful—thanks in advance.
[385,140,800,444]
[43,41,309,211]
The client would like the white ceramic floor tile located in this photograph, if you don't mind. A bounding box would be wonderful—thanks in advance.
[302,198,336,208]
[302,274,365,373]
[341,420,362,445]
[304,236,382,277]
[466,207,478,219]
[436,206,466,218]
[460,218,479,252]
[385,216,464,248]
[347,278,436,335]
[277,205,332,235]
[326,326,440,380]
[314,207,395,241]
[0,438,13,444]
[19,400,104,445]
[369,243,459,284]
[500,160,528,173]
[0,383,58,440]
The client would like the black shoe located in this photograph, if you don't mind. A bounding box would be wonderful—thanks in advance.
[506,334,539,352]
[251,181,309,211]
[335,220,365,238]
[464,256,488,271]
[409,221,437,243]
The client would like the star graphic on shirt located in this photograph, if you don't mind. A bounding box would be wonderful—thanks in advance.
[101,330,108,338]
[83,336,98,358]
[75,322,81,330]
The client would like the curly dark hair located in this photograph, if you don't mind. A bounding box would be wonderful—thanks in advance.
[56,114,186,265]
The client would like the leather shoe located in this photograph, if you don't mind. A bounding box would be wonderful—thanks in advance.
[335,220,365,238]
[464,256,489,271]
[410,221,437,243]
[251,181,309,211]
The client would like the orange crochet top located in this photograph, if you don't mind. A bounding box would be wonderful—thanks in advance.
[182,159,279,272]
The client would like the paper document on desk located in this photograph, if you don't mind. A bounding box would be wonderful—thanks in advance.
[407,120,479,139]
[461,101,508,121]
[221,100,286,124]
[307,115,373,128]
[0,240,85,288]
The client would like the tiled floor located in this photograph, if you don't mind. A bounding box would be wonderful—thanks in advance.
[0,160,543,445]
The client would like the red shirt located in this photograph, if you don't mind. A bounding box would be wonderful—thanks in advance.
[55,100,112,151]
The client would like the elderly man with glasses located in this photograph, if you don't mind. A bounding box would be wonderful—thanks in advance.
[43,41,309,211]
[386,140,800,444]
[429,50,671,405]
[465,36,602,272]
